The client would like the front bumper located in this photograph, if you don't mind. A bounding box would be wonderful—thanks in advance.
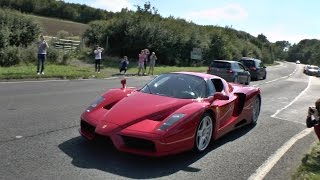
[79,119,194,157]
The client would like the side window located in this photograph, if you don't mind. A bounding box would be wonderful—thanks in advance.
[207,79,216,96]
[238,63,245,70]
[255,61,260,68]
[233,63,240,70]
[260,62,265,68]
[211,79,224,92]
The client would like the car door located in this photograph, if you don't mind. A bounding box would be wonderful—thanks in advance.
[210,79,236,131]
[233,62,247,84]
[256,61,266,79]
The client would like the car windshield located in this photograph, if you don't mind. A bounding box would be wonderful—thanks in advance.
[210,61,231,69]
[308,66,319,70]
[140,73,207,99]
[241,60,255,67]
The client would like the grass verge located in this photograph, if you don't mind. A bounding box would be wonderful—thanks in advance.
[292,142,320,180]
[0,64,207,80]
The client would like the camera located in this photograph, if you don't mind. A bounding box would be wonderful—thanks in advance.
[309,107,316,114]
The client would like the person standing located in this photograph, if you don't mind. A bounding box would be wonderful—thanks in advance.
[37,35,49,75]
[148,52,157,75]
[94,45,104,73]
[306,98,320,140]
[137,50,145,76]
[119,56,129,74]
[144,49,150,75]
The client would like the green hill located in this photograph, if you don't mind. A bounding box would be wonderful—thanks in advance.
[26,14,89,37]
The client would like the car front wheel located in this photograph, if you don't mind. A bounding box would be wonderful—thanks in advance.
[194,113,213,152]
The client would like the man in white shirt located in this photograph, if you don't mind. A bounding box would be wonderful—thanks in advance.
[94,45,104,73]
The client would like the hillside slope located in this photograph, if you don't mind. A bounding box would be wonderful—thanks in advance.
[27,14,89,37]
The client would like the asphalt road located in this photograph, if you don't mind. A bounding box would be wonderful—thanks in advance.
[0,62,319,180]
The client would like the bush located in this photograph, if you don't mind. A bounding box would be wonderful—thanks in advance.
[0,46,20,66]
[61,52,72,65]
[57,30,70,39]
[46,48,61,63]
[20,46,37,64]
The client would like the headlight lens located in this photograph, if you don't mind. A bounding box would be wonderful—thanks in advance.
[158,113,185,131]
[86,96,105,112]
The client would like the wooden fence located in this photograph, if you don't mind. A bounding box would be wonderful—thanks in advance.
[53,38,81,51]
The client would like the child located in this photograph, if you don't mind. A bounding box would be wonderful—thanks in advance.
[120,56,129,74]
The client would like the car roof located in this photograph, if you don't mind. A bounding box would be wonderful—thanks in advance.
[240,57,261,61]
[172,71,222,80]
[211,60,239,63]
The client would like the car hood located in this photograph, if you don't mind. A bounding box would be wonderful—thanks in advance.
[99,92,192,128]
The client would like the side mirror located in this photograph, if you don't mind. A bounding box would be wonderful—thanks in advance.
[121,79,126,89]
[214,92,229,100]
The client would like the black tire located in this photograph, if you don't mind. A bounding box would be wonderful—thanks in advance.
[194,113,213,152]
[251,96,261,125]
[263,73,267,80]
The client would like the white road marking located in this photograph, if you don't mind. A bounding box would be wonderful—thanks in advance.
[248,75,312,180]
[254,63,298,86]
[15,136,23,139]
[248,128,313,180]
[271,76,311,118]
[271,116,306,126]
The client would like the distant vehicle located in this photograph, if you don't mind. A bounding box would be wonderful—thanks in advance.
[207,60,251,85]
[239,57,267,80]
[296,60,301,64]
[304,65,320,76]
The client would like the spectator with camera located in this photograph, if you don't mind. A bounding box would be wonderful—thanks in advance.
[306,98,320,140]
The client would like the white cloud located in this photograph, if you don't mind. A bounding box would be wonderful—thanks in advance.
[89,0,133,12]
[249,25,320,44]
[185,3,248,22]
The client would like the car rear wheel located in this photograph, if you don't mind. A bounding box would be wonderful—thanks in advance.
[194,113,213,152]
[251,96,261,125]
[263,73,267,80]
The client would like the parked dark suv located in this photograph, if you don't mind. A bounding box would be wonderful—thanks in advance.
[207,60,251,85]
[239,57,267,80]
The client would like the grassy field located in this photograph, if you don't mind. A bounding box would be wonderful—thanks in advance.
[292,142,320,180]
[26,14,89,37]
[0,61,208,80]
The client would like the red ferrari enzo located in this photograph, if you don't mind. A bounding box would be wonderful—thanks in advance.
[80,72,261,157]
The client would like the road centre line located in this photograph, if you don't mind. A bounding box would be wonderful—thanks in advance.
[271,76,311,118]
[248,75,312,180]
[254,64,298,86]
[271,116,306,126]
[248,128,313,180]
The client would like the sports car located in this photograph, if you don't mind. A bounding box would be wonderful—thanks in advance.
[80,72,261,157]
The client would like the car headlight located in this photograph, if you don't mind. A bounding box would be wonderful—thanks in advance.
[86,96,105,112]
[158,113,185,131]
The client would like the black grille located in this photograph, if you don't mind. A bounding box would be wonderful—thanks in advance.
[121,136,156,152]
[81,120,95,134]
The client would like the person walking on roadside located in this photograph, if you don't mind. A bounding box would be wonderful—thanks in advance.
[37,35,49,75]
[148,52,157,75]
[94,45,104,73]
[137,50,145,76]
[119,56,129,75]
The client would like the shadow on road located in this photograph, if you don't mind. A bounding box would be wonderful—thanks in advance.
[58,125,254,179]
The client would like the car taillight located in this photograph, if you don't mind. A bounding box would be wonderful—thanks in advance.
[227,69,233,73]
[250,67,257,71]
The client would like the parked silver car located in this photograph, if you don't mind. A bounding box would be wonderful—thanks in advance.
[304,65,320,76]
[207,60,251,85]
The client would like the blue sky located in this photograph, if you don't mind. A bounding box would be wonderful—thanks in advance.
[64,0,320,44]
